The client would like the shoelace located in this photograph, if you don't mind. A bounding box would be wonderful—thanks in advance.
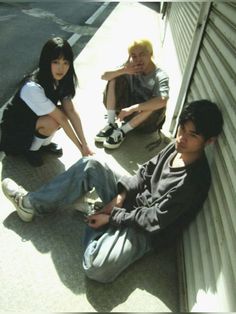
[12,192,33,214]
[110,129,123,141]
[103,124,114,132]
[10,185,26,207]
[12,192,23,207]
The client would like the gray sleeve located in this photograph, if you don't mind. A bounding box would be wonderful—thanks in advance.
[153,69,169,98]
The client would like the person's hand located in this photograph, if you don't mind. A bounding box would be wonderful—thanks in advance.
[86,213,109,229]
[81,144,94,156]
[102,192,126,215]
[118,104,139,121]
[124,62,142,75]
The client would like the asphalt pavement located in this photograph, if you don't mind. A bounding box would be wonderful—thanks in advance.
[0,1,116,106]
[0,2,179,312]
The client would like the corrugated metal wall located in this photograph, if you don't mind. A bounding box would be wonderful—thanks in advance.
[169,2,236,311]
[166,1,206,134]
[168,2,201,73]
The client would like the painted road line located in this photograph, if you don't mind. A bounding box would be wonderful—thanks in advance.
[68,34,82,47]
[85,2,109,25]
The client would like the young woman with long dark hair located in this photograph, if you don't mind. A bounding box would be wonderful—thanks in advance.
[0,37,93,166]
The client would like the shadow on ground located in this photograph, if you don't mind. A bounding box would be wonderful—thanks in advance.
[85,246,178,312]
[102,130,171,174]
[3,209,178,312]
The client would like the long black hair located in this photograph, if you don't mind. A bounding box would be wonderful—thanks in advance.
[22,37,78,101]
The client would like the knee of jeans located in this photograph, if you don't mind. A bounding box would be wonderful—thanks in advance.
[85,156,107,172]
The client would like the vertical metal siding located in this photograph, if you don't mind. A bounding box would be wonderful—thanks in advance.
[167,2,211,134]
[168,2,201,73]
[181,2,236,311]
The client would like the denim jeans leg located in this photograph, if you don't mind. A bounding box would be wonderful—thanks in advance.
[28,156,121,215]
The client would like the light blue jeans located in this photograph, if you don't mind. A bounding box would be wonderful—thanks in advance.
[28,156,152,283]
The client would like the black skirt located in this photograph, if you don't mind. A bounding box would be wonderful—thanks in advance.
[0,96,38,154]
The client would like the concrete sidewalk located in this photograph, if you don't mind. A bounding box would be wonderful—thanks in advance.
[0,3,179,312]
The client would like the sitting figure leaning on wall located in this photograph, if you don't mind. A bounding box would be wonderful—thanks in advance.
[2,99,223,283]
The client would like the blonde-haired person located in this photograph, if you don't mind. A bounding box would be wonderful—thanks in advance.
[95,38,169,149]
[128,38,154,56]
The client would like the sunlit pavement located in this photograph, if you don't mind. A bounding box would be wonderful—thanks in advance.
[0,3,179,312]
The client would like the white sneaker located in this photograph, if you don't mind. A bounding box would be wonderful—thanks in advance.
[2,178,34,222]
[74,201,95,216]
[74,198,103,216]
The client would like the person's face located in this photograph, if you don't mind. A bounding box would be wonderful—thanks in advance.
[51,57,70,81]
[175,120,208,155]
[129,45,152,72]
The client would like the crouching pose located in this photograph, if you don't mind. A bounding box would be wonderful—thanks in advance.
[2,100,223,283]
[0,37,93,167]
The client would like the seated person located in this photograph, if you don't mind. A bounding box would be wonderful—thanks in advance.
[95,38,169,149]
[2,100,223,283]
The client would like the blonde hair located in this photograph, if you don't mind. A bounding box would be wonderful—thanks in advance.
[128,38,154,57]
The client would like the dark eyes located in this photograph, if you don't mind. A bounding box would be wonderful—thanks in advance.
[52,60,69,65]
[180,125,198,138]
[189,133,198,138]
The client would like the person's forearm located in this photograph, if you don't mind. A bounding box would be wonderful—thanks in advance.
[135,97,167,112]
[49,107,83,152]
[101,66,126,81]
[102,190,127,215]
[60,117,83,151]
[62,100,89,150]
[116,190,127,207]
[65,109,87,146]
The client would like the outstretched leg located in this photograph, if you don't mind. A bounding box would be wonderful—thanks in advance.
[28,156,121,215]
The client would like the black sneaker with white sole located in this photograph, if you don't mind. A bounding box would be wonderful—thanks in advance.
[94,123,117,143]
[103,128,125,149]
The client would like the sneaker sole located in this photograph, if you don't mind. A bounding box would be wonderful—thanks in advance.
[103,138,125,149]
[94,136,107,143]
[40,147,63,157]
[2,184,33,222]
[16,206,34,222]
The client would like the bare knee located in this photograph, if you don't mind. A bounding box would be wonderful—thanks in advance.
[36,115,60,136]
